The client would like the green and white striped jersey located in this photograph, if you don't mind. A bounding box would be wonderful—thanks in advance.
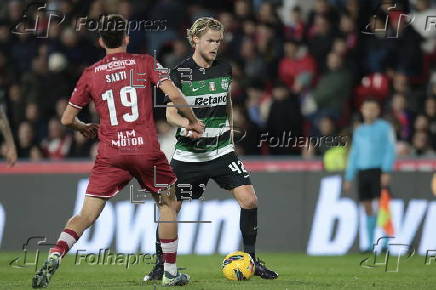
[168,57,234,162]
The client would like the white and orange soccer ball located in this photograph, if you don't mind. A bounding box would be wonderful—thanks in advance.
[221,251,255,281]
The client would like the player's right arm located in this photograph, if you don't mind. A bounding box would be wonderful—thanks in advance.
[159,80,204,135]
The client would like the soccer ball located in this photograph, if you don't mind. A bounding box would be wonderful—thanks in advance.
[221,251,255,281]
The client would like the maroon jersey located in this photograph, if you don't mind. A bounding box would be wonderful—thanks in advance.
[69,52,168,155]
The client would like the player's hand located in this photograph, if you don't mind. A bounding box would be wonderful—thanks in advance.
[381,173,390,188]
[187,119,205,135]
[5,143,17,167]
[343,180,352,194]
[184,129,202,139]
[79,123,99,139]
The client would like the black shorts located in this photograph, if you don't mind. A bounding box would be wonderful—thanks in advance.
[170,151,252,201]
[357,168,381,201]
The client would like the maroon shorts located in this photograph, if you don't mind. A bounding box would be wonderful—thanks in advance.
[85,150,176,198]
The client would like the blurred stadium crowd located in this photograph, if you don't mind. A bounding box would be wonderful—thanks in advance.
[0,0,436,161]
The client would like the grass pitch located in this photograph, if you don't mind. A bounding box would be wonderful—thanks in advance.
[1,252,436,289]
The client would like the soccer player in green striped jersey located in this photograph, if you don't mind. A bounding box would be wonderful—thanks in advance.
[144,17,278,281]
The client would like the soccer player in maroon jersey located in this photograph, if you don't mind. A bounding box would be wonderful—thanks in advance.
[32,15,204,288]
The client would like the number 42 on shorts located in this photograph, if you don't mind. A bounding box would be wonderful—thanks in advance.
[228,161,249,177]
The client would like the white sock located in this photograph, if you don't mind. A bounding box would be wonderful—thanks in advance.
[161,238,178,276]
[164,262,177,276]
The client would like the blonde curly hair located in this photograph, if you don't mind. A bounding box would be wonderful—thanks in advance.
[187,17,224,48]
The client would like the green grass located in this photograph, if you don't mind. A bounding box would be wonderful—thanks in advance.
[1,252,436,289]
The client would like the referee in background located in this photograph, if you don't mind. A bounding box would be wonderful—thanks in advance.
[344,98,396,252]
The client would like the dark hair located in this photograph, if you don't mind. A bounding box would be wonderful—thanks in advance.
[98,14,127,48]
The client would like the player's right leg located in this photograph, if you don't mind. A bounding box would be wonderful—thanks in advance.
[144,200,182,282]
[32,196,107,288]
[152,185,189,286]
[144,158,207,282]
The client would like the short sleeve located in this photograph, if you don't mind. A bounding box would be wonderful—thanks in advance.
[69,71,91,109]
[146,56,169,87]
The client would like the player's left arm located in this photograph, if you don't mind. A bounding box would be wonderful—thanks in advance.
[0,105,17,166]
[61,105,99,139]
[381,123,396,187]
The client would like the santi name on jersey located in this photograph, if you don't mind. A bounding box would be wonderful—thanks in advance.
[194,95,227,106]
[106,71,127,83]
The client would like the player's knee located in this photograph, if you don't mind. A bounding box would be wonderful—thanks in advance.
[240,194,258,209]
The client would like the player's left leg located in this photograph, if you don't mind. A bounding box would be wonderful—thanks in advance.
[231,185,278,280]
[32,196,107,288]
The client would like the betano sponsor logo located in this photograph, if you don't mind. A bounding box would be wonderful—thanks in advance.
[194,95,227,106]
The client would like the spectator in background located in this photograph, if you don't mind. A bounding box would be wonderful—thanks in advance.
[266,82,303,155]
[414,115,429,133]
[411,131,434,157]
[313,52,352,120]
[21,56,51,117]
[389,10,424,79]
[284,6,305,41]
[331,36,357,78]
[41,118,72,160]
[163,39,190,69]
[48,53,72,101]
[424,97,436,150]
[339,13,357,51]
[17,121,42,160]
[314,116,337,156]
[234,0,252,20]
[246,81,268,129]
[8,83,25,127]
[239,38,267,80]
[68,131,94,158]
[278,40,316,93]
[255,24,282,77]
[257,2,282,33]
[360,12,394,75]
[25,103,47,143]
[302,115,339,159]
[307,15,335,72]
[307,0,338,31]
[386,93,414,142]
[232,105,261,155]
